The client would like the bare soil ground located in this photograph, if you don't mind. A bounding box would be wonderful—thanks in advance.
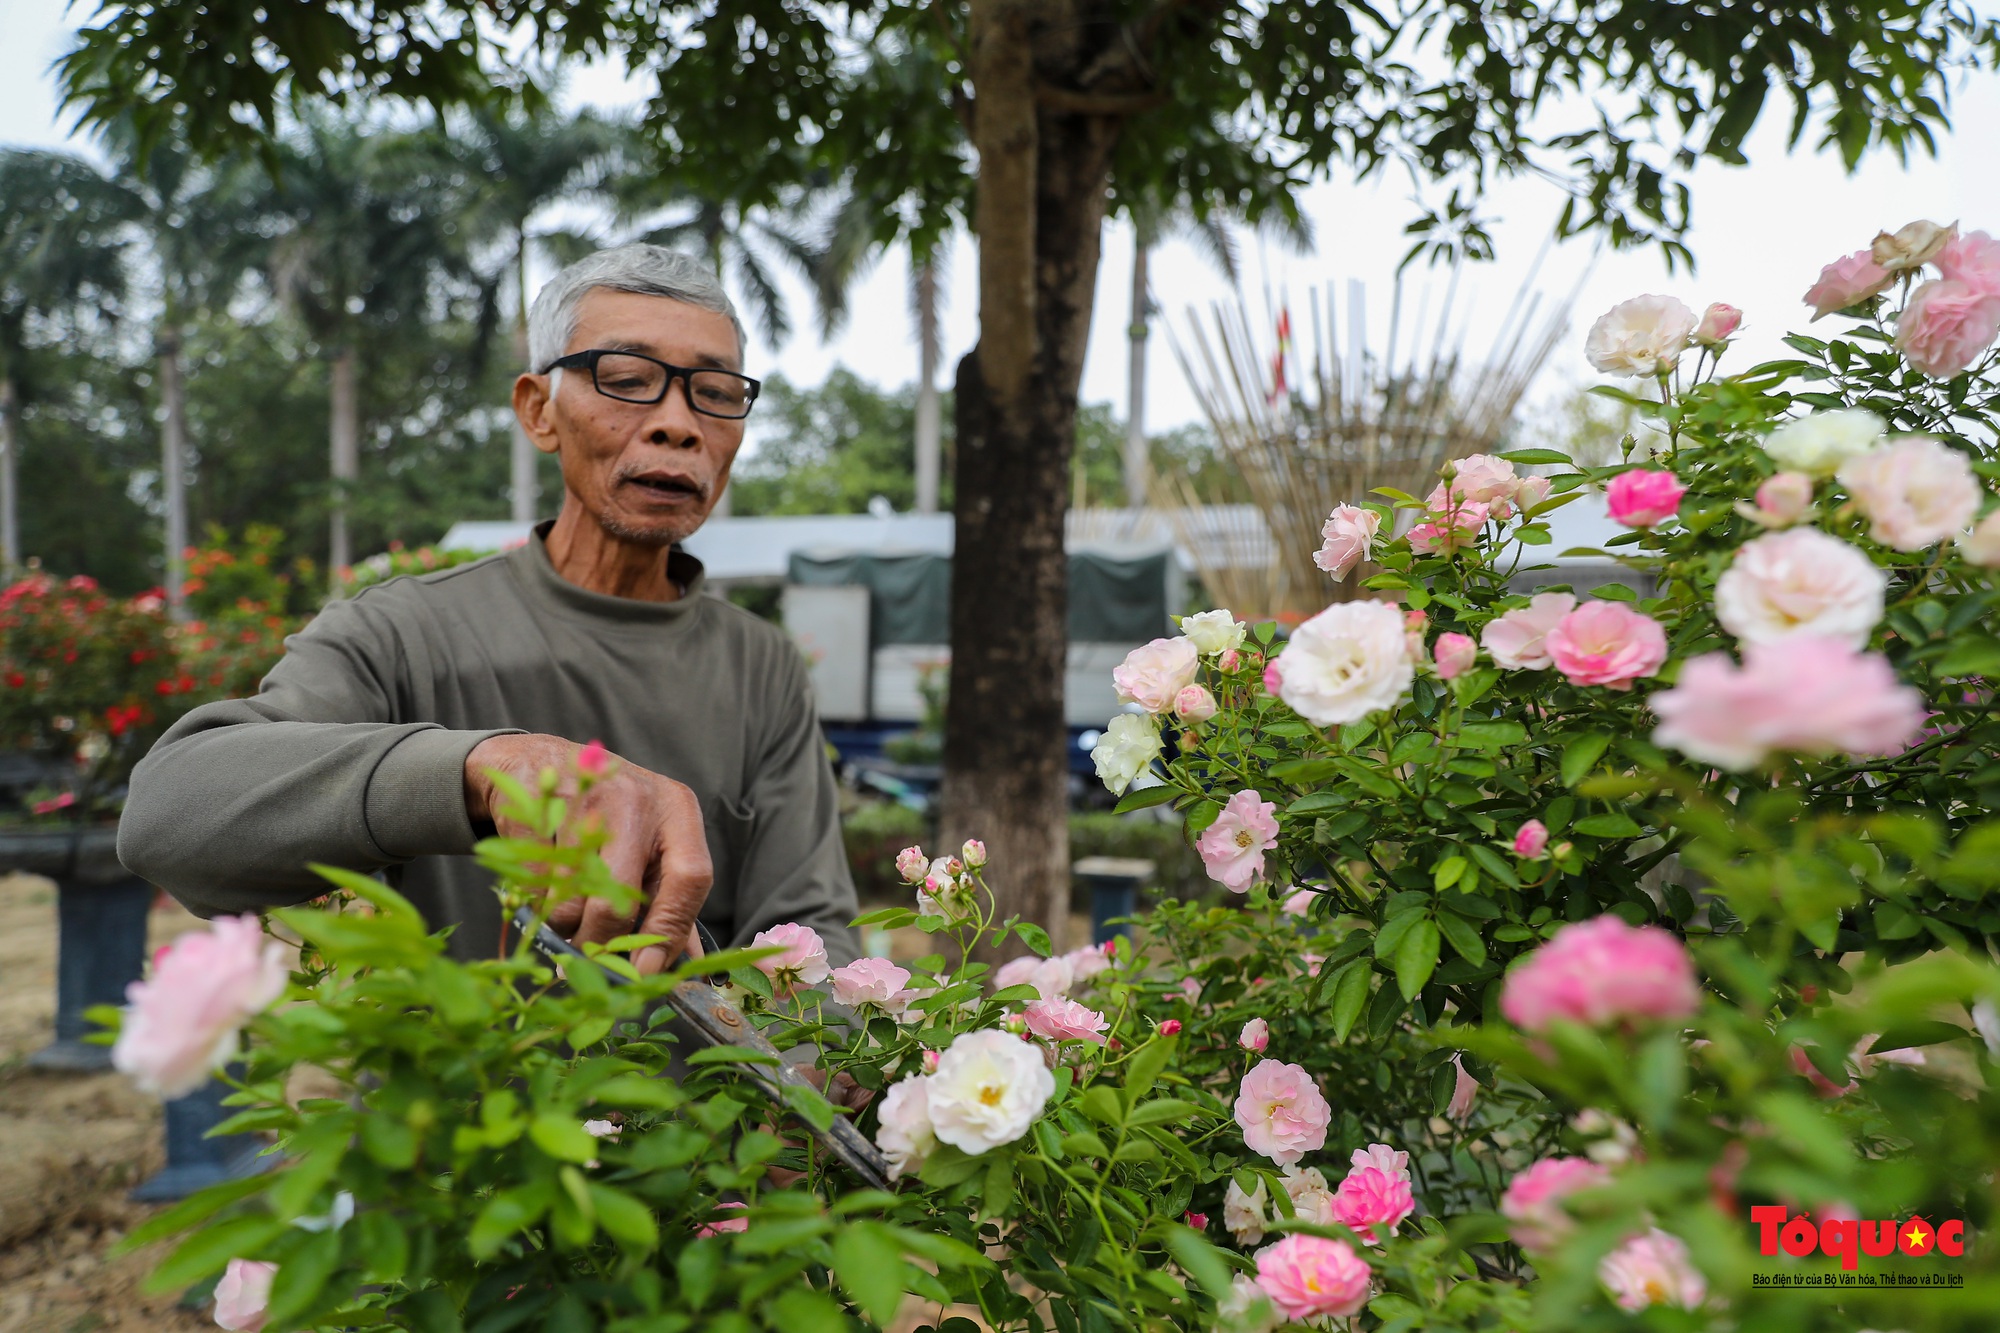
[0,872,211,1333]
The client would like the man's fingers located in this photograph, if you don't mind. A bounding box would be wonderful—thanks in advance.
[633,923,703,977]
[546,897,585,935]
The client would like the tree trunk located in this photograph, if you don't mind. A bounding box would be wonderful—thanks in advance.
[0,376,17,571]
[943,0,1123,956]
[158,326,190,619]
[1124,238,1150,508]
[329,347,359,573]
[914,257,942,515]
[510,234,539,524]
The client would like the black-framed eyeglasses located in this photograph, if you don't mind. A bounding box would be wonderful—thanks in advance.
[542,349,761,420]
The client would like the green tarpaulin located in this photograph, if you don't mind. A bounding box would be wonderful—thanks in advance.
[788,551,1171,645]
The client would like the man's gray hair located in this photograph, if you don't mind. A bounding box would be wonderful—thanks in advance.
[526,244,746,370]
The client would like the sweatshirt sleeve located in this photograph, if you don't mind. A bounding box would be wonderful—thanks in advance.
[117,595,519,918]
[721,641,862,966]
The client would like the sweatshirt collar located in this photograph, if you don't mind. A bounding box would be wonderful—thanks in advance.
[508,520,710,627]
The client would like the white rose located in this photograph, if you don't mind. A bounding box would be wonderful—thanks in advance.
[926,1029,1056,1155]
[1179,609,1246,656]
[874,1075,937,1179]
[1090,713,1162,794]
[1280,1165,1338,1227]
[1585,295,1697,376]
[1224,1175,1272,1244]
[1715,528,1887,648]
[1215,1275,1281,1333]
[1273,599,1414,726]
[1760,408,1886,477]
[1961,509,2000,567]
[1871,219,1956,273]
[1837,435,1983,552]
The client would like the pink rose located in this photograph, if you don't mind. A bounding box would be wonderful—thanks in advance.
[1173,683,1219,722]
[1313,504,1382,579]
[1331,1165,1415,1241]
[1254,1235,1372,1321]
[750,923,830,997]
[1500,915,1700,1032]
[1350,1142,1410,1180]
[1803,249,1893,319]
[992,954,1075,1000]
[697,1201,751,1236]
[1432,631,1477,680]
[1239,1017,1270,1052]
[1599,1228,1707,1312]
[1937,229,2000,294]
[1544,602,1668,689]
[1280,887,1316,917]
[1196,789,1280,892]
[895,845,929,884]
[1513,819,1549,859]
[1442,454,1523,509]
[1896,278,2000,377]
[1218,647,1241,671]
[1062,944,1112,985]
[1447,1054,1479,1121]
[1692,302,1741,346]
[829,957,914,1012]
[1651,637,1925,770]
[960,838,987,868]
[111,914,288,1099]
[1604,468,1687,528]
[1158,1018,1182,1036]
[1261,660,1282,694]
[575,739,612,776]
[1743,471,1814,528]
[1112,636,1200,713]
[213,1258,278,1332]
[1184,1210,1208,1231]
[1023,996,1109,1044]
[1838,434,1982,551]
[1515,475,1552,509]
[1480,592,1575,670]
[1407,501,1488,555]
[1714,527,1886,647]
[1500,1156,1612,1251]
[1233,1058,1331,1165]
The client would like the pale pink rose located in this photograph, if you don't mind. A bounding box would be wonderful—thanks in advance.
[1274,599,1414,725]
[1218,647,1242,672]
[1838,434,1982,551]
[1651,637,1926,770]
[829,957,914,1012]
[112,914,289,1099]
[1224,1176,1272,1243]
[895,845,929,884]
[1447,1054,1479,1120]
[697,1201,751,1236]
[1586,295,1696,376]
[750,923,830,996]
[1239,1017,1270,1052]
[1261,660,1282,694]
[582,1118,621,1140]
[1062,943,1113,984]
[1445,454,1522,506]
[1500,1156,1612,1251]
[1500,915,1700,1032]
[575,739,612,776]
[1897,278,2000,377]
[1112,636,1200,713]
[1692,302,1742,346]
[1961,508,2000,566]
[992,954,1075,1000]
[1599,1229,1707,1312]
[1023,996,1109,1044]
[213,1258,277,1332]
[1331,1165,1415,1240]
[1173,683,1219,722]
[1178,976,1203,1004]
[1739,471,1814,528]
[1513,819,1549,859]
[1804,249,1893,318]
[1254,1235,1372,1321]
[1280,1165,1338,1226]
[1850,1032,1928,1078]
[1480,592,1575,670]
[1515,475,1552,509]
[1196,789,1281,892]
[1233,1058,1332,1165]
[1604,468,1687,528]
[1714,527,1886,647]
[1407,501,1488,555]
[960,838,987,868]
[920,1049,941,1074]
[1872,219,1956,272]
[1937,229,2000,294]
[1280,887,1316,917]
[1313,504,1382,579]
[1544,602,1668,690]
[1349,1143,1410,1181]
[1432,631,1477,680]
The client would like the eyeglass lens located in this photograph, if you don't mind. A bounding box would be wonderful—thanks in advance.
[593,353,754,417]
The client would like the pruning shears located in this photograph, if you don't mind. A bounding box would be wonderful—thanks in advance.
[511,906,893,1191]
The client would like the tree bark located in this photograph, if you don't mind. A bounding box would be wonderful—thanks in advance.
[1124,238,1150,508]
[510,234,539,524]
[158,326,190,619]
[943,0,1124,956]
[0,376,17,571]
[329,347,359,572]
[914,257,942,515]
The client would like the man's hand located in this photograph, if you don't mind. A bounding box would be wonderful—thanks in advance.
[464,734,712,974]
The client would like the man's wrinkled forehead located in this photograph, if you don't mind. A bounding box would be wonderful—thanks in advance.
[566,288,745,371]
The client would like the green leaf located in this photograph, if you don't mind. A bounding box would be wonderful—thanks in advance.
[529,1112,599,1164]
[588,1182,660,1250]
[1435,911,1487,966]
[1432,855,1467,891]
[114,1170,272,1254]
[1126,1098,1200,1126]
[769,1287,848,1333]
[1455,720,1527,750]
[1113,783,1181,813]
[1561,733,1612,787]
[1573,812,1645,838]
[834,1222,908,1325]
[1329,961,1371,1042]
[684,1043,782,1066]
[1465,843,1521,889]
[1394,920,1440,1001]
[1123,1036,1175,1107]
[1160,1224,1235,1298]
[1013,922,1053,957]
[264,1228,342,1329]
[849,906,917,929]
[145,1214,285,1293]
[1081,1086,1125,1125]
[1498,448,1573,464]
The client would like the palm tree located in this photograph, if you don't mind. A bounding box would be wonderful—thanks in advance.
[0,149,133,570]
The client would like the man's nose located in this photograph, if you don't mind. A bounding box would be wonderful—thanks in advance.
[642,377,703,447]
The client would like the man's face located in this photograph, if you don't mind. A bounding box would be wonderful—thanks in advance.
[514,289,746,548]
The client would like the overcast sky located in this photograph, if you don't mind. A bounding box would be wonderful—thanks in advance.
[7,3,2000,442]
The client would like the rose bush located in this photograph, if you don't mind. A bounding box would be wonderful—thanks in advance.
[117,220,2000,1333]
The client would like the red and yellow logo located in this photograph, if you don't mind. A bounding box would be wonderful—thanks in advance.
[1752,1206,1966,1271]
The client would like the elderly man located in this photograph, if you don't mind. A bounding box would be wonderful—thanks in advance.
[121,246,858,972]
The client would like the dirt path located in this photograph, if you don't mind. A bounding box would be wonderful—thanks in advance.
[0,872,211,1333]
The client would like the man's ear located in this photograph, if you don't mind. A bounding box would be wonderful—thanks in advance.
[513,373,562,456]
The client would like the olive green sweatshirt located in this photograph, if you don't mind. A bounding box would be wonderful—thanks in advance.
[118,526,859,965]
